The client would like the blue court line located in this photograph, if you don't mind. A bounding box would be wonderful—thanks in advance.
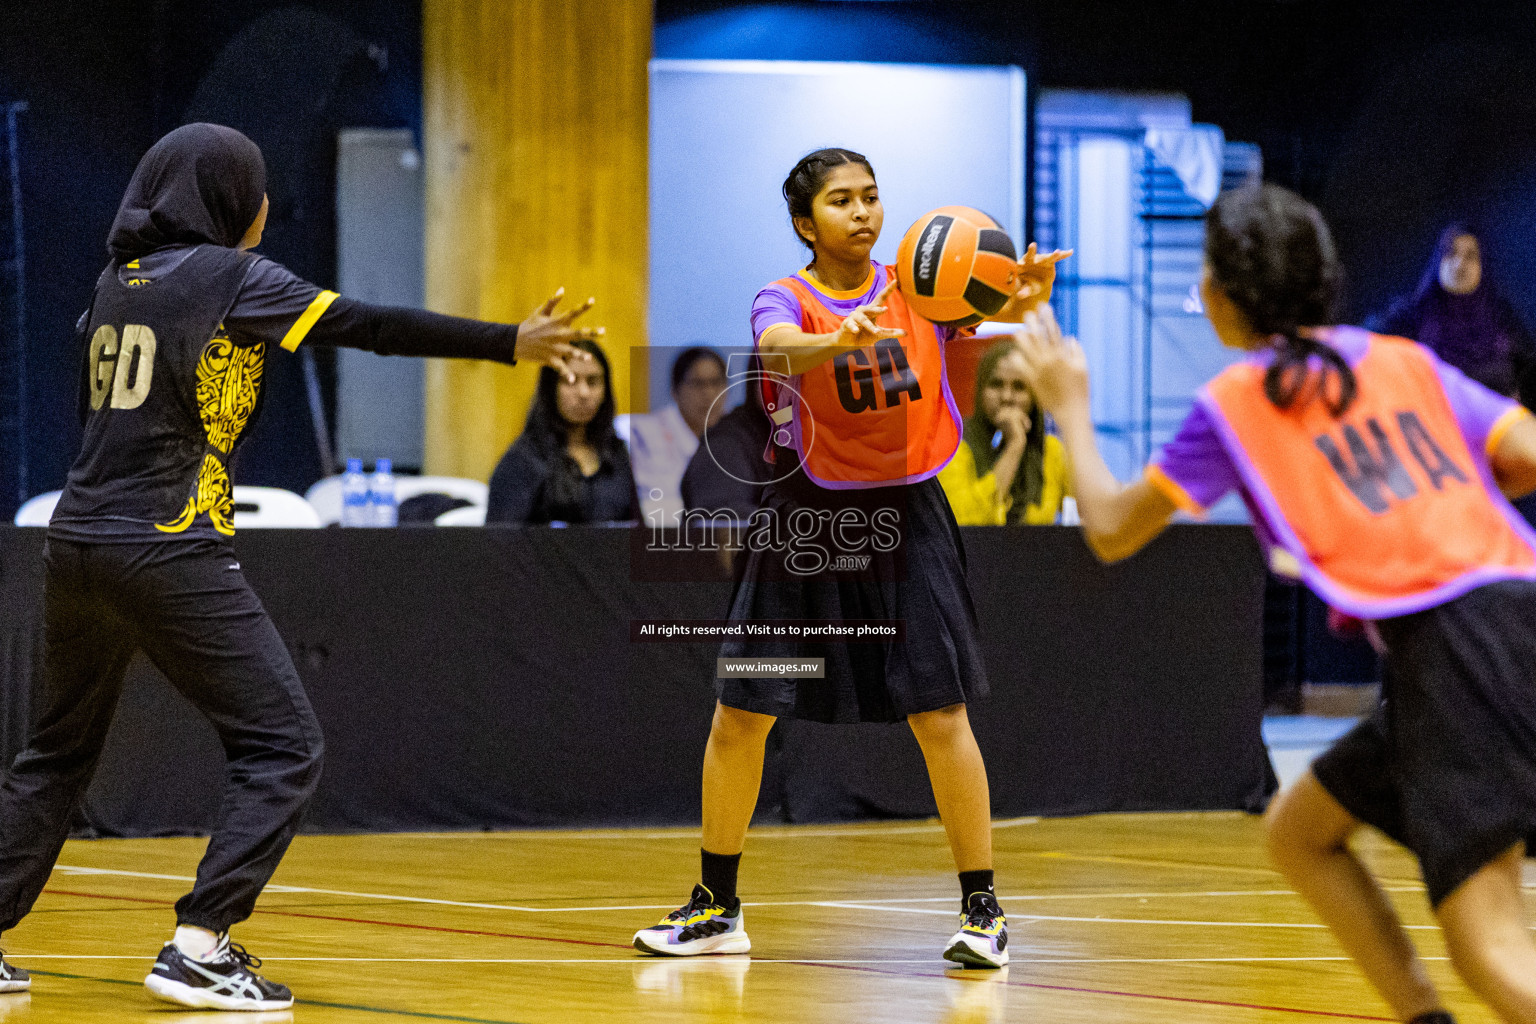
[28,969,531,1023]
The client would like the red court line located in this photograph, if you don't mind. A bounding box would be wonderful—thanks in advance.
[803,961,1394,1021]
[42,887,1394,1019]
[260,909,631,950]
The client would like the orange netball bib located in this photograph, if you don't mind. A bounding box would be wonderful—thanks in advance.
[1202,329,1536,617]
[770,269,962,489]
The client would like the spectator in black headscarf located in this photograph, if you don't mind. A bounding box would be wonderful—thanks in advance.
[1371,224,1535,399]
[486,338,639,524]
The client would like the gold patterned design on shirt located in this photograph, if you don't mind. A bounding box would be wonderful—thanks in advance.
[156,454,235,536]
[155,328,262,534]
[196,331,264,454]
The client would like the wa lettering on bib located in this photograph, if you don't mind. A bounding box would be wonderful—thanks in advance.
[1202,330,1536,616]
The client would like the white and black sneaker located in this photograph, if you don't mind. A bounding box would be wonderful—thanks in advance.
[0,953,28,993]
[144,935,292,1011]
[633,884,751,956]
[943,892,1009,969]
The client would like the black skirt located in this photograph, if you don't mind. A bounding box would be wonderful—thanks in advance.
[715,473,989,724]
[1312,579,1536,907]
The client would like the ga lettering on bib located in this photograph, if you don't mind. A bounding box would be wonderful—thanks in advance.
[767,269,962,489]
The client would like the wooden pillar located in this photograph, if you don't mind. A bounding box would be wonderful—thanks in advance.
[422,0,650,480]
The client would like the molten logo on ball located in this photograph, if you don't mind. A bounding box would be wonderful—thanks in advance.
[896,206,1018,327]
[914,215,953,297]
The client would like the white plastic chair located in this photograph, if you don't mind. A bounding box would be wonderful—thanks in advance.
[305,475,345,526]
[13,490,61,526]
[434,504,486,527]
[232,486,321,529]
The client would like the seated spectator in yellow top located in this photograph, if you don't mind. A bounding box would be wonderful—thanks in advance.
[939,338,1070,525]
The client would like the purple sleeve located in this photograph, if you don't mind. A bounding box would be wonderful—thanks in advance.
[1149,402,1243,511]
[751,283,803,345]
[1432,355,1526,456]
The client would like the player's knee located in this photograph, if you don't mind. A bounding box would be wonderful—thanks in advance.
[907,704,967,745]
[1262,786,1315,868]
[1442,921,1504,983]
[711,703,774,746]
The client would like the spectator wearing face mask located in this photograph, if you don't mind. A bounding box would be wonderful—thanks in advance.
[939,338,1071,525]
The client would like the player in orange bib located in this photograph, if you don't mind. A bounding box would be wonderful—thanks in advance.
[1016,183,1536,1024]
[632,148,1067,966]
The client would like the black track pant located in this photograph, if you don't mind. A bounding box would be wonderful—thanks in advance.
[0,537,323,934]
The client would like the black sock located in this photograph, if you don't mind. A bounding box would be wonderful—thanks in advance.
[701,849,741,911]
[958,869,995,910]
[1408,1014,1456,1024]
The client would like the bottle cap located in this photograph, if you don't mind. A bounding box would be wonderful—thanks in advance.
[346,458,363,472]
[375,458,392,473]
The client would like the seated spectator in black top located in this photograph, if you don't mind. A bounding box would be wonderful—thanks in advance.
[1370,223,1535,398]
[486,339,639,524]
[680,364,787,521]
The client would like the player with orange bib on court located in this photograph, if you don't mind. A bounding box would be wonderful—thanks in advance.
[633,147,1068,967]
[1015,182,1536,1024]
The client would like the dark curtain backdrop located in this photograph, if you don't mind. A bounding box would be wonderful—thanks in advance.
[0,1,419,521]
[0,525,1271,834]
[11,1,1536,519]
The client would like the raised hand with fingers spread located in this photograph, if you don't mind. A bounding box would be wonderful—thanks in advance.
[516,288,604,381]
[993,244,1073,322]
[1012,305,1089,418]
[831,279,906,349]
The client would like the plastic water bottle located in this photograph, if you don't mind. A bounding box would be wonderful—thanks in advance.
[369,458,398,528]
[341,458,369,527]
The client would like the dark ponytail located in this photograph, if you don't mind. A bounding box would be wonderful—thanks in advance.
[1204,184,1355,416]
[782,147,876,250]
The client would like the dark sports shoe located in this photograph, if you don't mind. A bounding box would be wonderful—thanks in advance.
[0,952,28,993]
[144,935,293,1011]
[943,892,1008,968]
[633,884,751,956]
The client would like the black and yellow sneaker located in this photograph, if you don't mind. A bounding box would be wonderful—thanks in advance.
[0,953,28,993]
[144,935,292,1011]
[943,892,1009,968]
[633,884,751,956]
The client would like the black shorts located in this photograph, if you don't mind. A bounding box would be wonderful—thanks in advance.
[1313,579,1536,907]
[715,475,988,724]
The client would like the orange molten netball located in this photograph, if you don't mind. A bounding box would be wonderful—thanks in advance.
[894,206,1018,327]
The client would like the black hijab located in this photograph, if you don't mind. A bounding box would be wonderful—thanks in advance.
[106,123,266,259]
[1374,223,1533,395]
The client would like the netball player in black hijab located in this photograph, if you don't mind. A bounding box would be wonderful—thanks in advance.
[0,123,599,1012]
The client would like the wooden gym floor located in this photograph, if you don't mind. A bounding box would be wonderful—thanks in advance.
[0,812,1510,1023]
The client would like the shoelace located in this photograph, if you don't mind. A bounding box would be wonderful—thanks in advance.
[209,940,262,971]
[665,887,718,924]
[963,897,1003,930]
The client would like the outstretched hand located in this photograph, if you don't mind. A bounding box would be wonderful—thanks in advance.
[1011,243,1072,307]
[1012,304,1089,417]
[517,288,604,380]
[832,279,905,349]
